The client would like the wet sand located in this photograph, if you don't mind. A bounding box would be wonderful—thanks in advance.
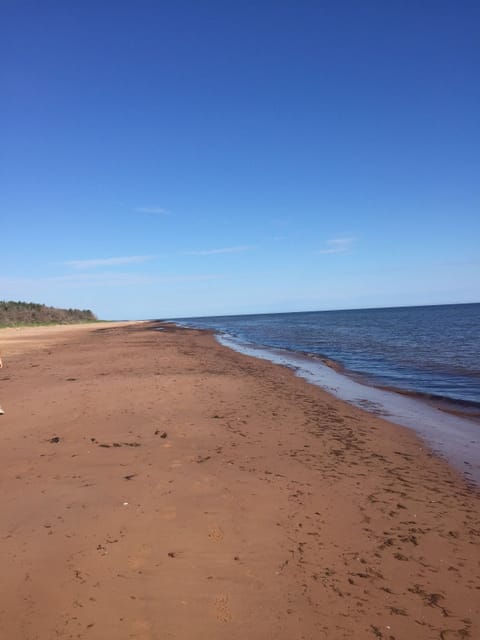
[0,321,479,639]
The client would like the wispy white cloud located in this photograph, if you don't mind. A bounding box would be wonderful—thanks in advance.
[182,245,254,256]
[318,237,355,255]
[65,256,155,269]
[134,207,170,215]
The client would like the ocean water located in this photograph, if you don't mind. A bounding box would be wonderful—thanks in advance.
[175,303,480,407]
[172,303,480,483]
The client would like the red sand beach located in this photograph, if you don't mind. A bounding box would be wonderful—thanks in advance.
[0,321,479,639]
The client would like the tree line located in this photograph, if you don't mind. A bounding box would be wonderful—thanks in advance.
[0,301,97,327]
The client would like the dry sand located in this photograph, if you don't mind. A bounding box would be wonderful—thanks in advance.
[0,321,479,639]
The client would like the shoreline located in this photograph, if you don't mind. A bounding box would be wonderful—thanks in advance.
[211,328,480,420]
[172,307,480,418]
[318,355,480,421]
[1,322,479,638]
[213,331,480,486]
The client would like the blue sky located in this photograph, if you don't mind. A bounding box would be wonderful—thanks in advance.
[2,1,479,319]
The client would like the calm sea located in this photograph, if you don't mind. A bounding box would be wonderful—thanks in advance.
[172,303,480,483]
[175,303,480,408]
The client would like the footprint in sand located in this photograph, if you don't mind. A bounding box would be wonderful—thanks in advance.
[208,525,224,541]
[128,546,151,570]
[130,619,152,639]
[193,474,215,489]
[214,594,232,623]
[162,506,177,521]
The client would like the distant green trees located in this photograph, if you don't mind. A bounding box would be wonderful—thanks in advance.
[0,301,97,327]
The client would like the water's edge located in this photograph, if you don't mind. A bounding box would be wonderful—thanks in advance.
[212,331,480,487]
[170,303,480,408]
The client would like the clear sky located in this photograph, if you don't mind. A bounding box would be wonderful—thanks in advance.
[2,1,479,319]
